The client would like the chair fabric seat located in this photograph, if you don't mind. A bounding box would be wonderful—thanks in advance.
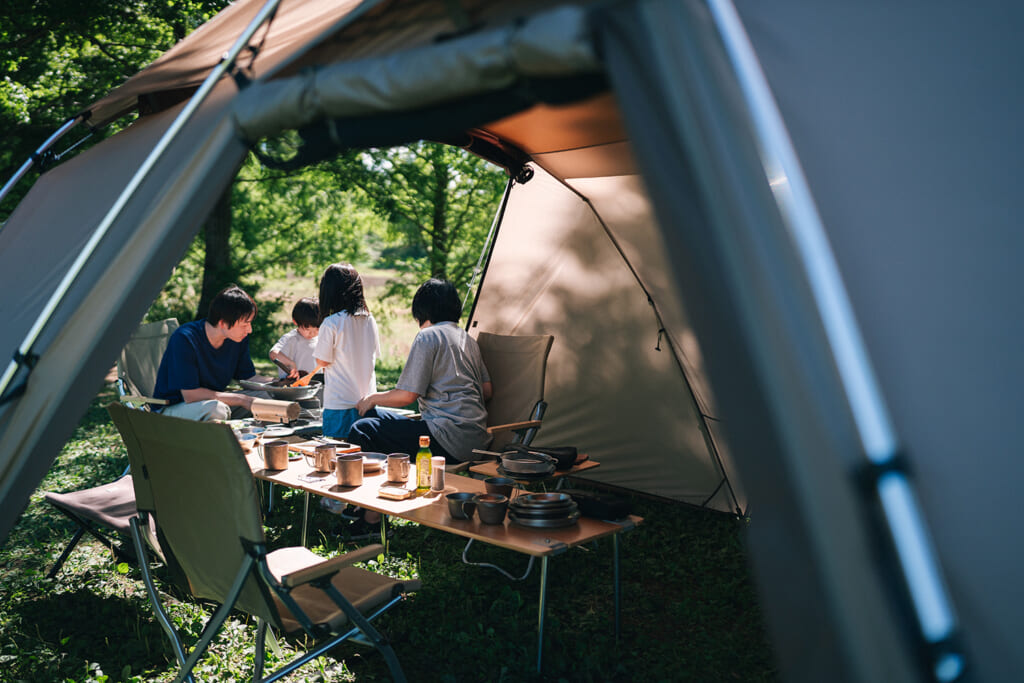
[44,476,136,533]
[268,547,422,633]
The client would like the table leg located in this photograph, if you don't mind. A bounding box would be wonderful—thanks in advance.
[537,555,549,672]
[301,491,310,546]
[381,515,390,554]
[614,533,621,641]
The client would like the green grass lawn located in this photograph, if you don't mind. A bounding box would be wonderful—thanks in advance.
[0,384,779,682]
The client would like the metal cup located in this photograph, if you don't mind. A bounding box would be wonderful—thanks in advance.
[446,492,477,520]
[336,454,364,486]
[308,444,336,473]
[484,476,515,498]
[473,493,509,525]
[387,453,410,484]
[262,440,289,470]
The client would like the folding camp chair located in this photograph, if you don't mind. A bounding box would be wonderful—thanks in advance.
[116,317,178,409]
[457,333,554,580]
[476,331,554,455]
[43,318,178,578]
[107,403,420,683]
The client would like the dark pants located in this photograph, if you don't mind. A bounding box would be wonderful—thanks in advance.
[347,408,457,462]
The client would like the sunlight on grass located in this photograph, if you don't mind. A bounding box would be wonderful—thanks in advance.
[0,388,779,682]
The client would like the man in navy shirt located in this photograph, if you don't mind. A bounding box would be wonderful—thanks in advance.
[153,285,272,421]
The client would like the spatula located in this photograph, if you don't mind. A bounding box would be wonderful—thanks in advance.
[291,370,317,387]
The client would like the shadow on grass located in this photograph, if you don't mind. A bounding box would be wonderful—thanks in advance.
[10,588,176,680]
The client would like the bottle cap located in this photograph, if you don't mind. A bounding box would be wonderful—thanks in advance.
[419,435,430,448]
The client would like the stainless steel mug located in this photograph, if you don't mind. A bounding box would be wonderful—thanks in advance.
[262,440,289,470]
[336,454,364,486]
[387,453,410,484]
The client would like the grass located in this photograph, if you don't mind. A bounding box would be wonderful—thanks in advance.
[0,384,780,682]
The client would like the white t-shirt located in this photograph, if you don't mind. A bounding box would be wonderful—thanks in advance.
[314,311,380,410]
[270,329,319,377]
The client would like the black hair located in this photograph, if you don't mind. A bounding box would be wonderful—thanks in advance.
[291,297,320,327]
[412,278,461,325]
[207,285,256,326]
[318,263,368,320]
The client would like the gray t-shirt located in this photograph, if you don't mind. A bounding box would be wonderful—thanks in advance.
[396,322,491,461]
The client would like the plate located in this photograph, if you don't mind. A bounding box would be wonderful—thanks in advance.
[363,452,387,472]
[509,511,581,528]
[509,504,579,520]
[496,465,554,480]
[263,426,294,438]
[514,492,572,506]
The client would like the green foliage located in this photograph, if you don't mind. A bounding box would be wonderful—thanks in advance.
[0,387,779,683]
[0,0,230,217]
[322,141,507,296]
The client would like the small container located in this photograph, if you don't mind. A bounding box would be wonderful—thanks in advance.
[430,456,446,491]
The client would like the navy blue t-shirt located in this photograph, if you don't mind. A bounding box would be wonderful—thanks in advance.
[152,319,256,405]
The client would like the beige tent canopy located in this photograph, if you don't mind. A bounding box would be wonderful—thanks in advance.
[6,0,1024,681]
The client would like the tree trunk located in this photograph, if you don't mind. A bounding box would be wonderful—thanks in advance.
[430,159,449,279]
[197,187,233,319]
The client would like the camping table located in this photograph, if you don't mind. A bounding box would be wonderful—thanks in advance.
[245,450,640,672]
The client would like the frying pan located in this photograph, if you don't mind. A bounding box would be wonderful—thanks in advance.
[238,378,322,401]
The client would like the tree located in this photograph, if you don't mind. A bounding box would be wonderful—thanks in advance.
[329,142,508,296]
[0,0,228,218]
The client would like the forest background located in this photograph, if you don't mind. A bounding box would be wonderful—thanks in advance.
[0,0,507,364]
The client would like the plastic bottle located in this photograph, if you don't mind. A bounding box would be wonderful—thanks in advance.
[416,435,432,491]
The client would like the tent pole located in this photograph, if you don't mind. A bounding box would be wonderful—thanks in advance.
[464,174,515,325]
[0,0,285,403]
[0,115,84,211]
[706,0,963,679]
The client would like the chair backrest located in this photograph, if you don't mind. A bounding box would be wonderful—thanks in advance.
[477,332,554,447]
[107,402,278,624]
[117,318,178,399]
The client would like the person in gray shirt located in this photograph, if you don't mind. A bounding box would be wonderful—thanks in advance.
[351,278,492,463]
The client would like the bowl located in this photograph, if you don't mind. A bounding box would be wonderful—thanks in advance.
[484,476,515,497]
[236,432,260,453]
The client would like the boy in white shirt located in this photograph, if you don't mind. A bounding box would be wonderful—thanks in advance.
[269,297,320,378]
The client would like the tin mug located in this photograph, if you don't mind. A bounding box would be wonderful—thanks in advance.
[387,453,410,484]
[306,444,336,473]
[336,454,364,486]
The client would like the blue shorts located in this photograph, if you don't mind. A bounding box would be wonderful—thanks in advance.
[322,408,360,439]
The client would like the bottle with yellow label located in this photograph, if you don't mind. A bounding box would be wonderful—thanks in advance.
[416,435,432,491]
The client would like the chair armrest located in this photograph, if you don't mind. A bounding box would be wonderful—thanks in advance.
[120,395,169,408]
[486,420,541,435]
[280,544,384,588]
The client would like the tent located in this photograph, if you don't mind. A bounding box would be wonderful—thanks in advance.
[2,0,1022,681]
